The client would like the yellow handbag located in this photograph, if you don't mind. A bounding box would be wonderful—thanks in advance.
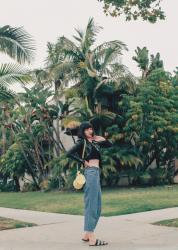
[73,139,86,190]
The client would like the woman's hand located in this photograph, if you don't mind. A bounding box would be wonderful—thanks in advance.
[104,131,109,138]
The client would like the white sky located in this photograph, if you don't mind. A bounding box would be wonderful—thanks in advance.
[0,0,177,92]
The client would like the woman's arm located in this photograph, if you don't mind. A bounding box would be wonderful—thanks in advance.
[66,138,85,164]
[93,135,113,148]
[98,139,113,148]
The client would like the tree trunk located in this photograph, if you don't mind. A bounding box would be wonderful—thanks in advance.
[13,176,20,192]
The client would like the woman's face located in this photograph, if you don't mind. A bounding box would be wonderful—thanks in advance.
[84,127,94,138]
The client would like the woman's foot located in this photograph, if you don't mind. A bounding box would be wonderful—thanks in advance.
[82,232,89,241]
[89,239,108,246]
[82,232,96,243]
[88,234,97,245]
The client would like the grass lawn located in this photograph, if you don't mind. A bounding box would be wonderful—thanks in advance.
[153,218,178,228]
[0,185,178,216]
[0,217,36,231]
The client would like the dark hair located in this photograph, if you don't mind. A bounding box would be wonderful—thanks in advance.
[77,121,94,139]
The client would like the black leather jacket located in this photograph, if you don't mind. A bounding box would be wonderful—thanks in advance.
[66,138,113,167]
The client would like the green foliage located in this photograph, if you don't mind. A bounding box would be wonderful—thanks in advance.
[44,17,135,117]
[48,177,60,190]
[0,180,17,192]
[0,143,26,178]
[49,151,79,190]
[21,182,39,192]
[0,25,35,64]
[98,0,165,23]
[132,46,164,79]
[0,25,35,102]
[119,66,178,184]
[0,83,68,191]
[148,167,168,185]
[0,20,177,191]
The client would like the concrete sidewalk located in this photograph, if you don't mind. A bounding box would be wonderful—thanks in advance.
[0,207,178,250]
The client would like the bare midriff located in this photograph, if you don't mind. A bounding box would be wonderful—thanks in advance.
[86,159,100,168]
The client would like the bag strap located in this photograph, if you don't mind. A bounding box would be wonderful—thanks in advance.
[77,138,86,171]
[82,138,86,158]
[81,139,86,170]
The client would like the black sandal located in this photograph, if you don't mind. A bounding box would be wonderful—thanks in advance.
[89,238,108,246]
[82,238,89,242]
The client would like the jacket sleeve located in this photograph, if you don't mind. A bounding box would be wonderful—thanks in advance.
[98,139,113,148]
[65,138,85,164]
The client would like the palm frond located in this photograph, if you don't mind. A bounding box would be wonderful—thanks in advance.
[73,29,84,43]
[0,83,15,100]
[31,68,53,86]
[0,63,32,86]
[90,111,116,128]
[94,63,137,94]
[93,40,128,59]
[99,46,121,71]
[60,36,82,60]
[81,17,102,53]
[0,25,35,64]
[110,63,137,92]
[45,42,61,66]
[50,61,77,79]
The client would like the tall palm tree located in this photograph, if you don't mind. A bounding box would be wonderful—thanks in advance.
[44,18,136,130]
[45,17,136,97]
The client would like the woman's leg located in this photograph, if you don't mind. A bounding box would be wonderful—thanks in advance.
[95,183,102,226]
[83,167,101,241]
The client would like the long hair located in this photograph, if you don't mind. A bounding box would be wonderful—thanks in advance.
[77,121,95,139]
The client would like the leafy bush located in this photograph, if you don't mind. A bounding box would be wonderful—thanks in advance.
[49,152,79,190]
[148,167,169,185]
[21,182,39,192]
[48,177,60,190]
[0,180,17,192]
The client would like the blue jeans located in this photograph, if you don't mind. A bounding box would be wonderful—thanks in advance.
[83,166,102,232]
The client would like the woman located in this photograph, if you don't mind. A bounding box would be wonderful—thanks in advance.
[66,121,113,246]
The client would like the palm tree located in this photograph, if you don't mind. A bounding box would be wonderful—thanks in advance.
[43,18,136,133]
[0,25,35,99]
[0,25,35,157]
[45,18,136,102]
[132,46,164,80]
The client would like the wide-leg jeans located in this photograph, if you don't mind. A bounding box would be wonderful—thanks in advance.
[83,166,102,232]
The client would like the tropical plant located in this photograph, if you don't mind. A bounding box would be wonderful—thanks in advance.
[119,60,178,184]
[47,18,136,130]
[0,83,69,190]
[132,46,163,79]
[0,25,35,99]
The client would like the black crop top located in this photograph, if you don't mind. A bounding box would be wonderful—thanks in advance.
[85,141,101,161]
[66,138,113,165]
